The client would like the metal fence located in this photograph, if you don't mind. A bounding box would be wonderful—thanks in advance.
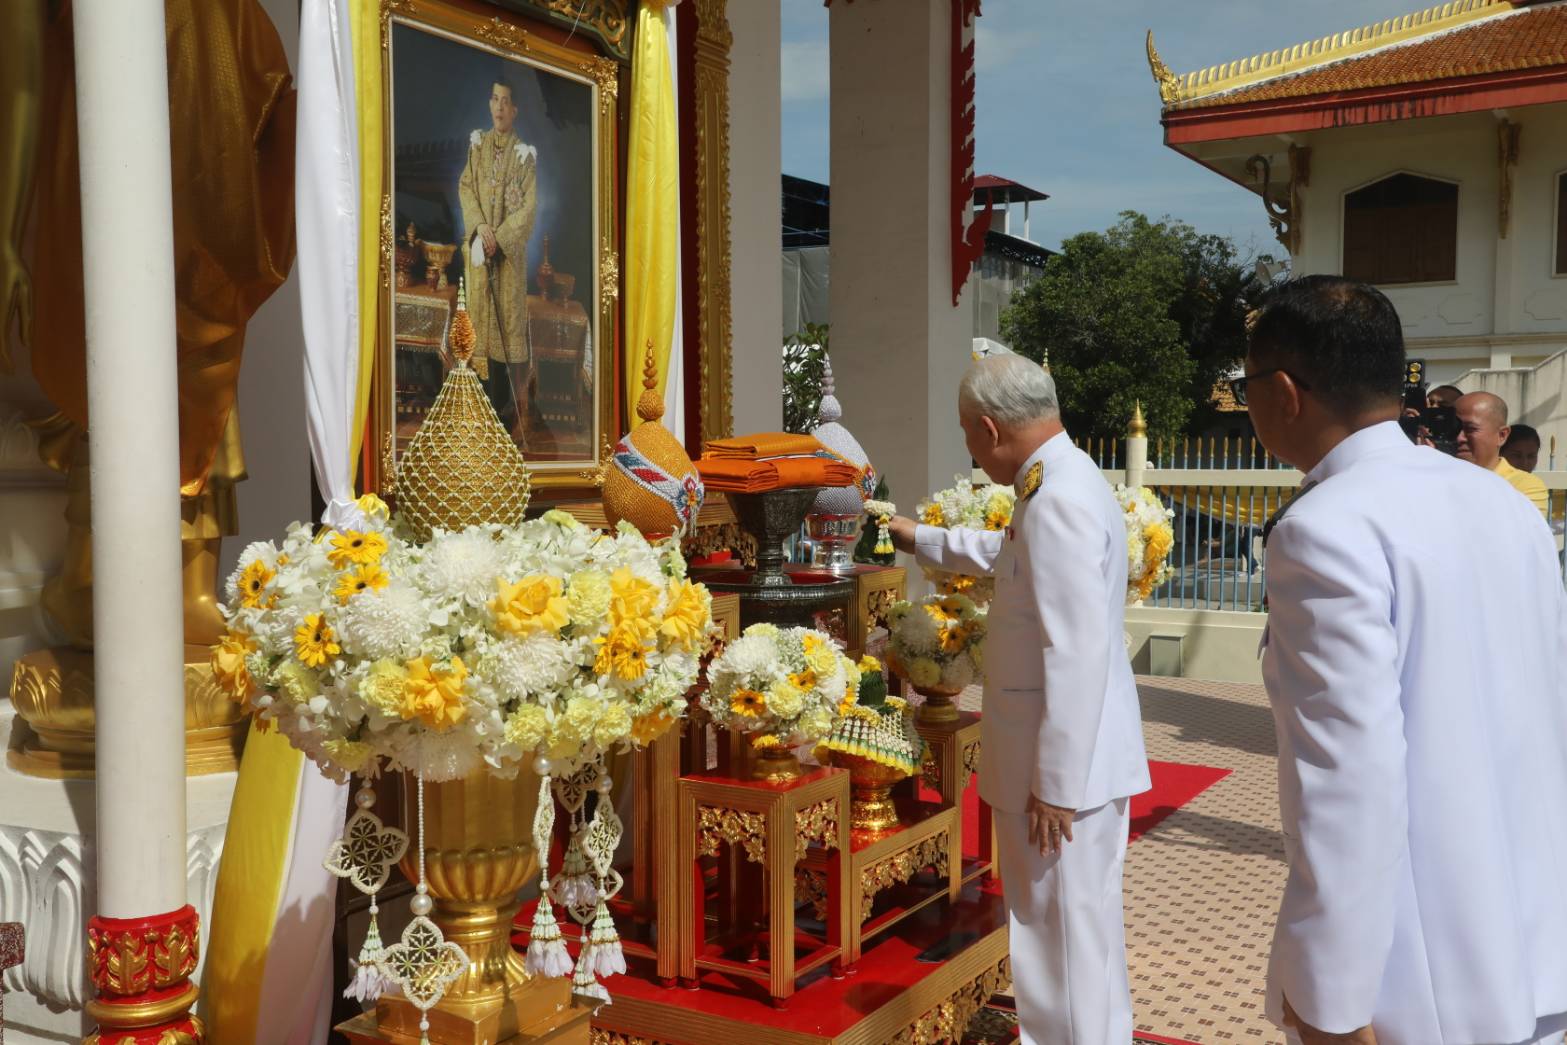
[1078,436,1567,612]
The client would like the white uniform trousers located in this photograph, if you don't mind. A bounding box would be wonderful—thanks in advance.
[1286,1028,1564,1045]
[995,797,1133,1045]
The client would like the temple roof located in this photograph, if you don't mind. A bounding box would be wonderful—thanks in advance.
[1150,0,1567,112]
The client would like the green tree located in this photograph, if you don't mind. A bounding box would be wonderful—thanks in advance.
[782,323,829,434]
[1000,212,1267,438]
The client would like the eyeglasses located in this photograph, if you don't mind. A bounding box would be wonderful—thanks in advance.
[1229,368,1311,407]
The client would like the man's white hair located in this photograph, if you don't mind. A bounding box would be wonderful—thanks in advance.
[958,354,1059,427]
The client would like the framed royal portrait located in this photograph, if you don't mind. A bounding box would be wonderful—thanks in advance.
[370,0,623,498]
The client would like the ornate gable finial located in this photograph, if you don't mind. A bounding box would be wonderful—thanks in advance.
[1146,31,1179,106]
[816,356,842,425]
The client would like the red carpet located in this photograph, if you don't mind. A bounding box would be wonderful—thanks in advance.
[922,760,1231,859]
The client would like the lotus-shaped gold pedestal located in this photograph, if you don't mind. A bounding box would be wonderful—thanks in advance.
[828,752,910,837]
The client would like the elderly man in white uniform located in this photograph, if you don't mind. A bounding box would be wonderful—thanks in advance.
[889,355,1149,1044]
[1241,276,1567,1045]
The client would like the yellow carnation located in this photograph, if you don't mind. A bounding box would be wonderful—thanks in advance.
[504,704,550,751]
[804,645,838,678]
[210,631,257,702]
[401,656,468,731]
[798,708,833,741]
[767,679,804,719]
[565,570,612,628]
[491,575,570,636]
[858,655,883,673]
[751,734,783,750]
[558,696,600,744]
[919,503,945,526]
[274,658,318,705]
[323,739,374,775]
[592,701,633,748]
[360,659,410,717]
[659,578,711,651]
[907,657,941,688]
[631,710,676,744]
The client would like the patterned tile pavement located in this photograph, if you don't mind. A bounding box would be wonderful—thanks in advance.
[957,675,1286,1044]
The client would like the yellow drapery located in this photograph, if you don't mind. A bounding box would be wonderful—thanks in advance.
[29,0,295,497]
[349,2,383,475]
[1157,485,1297,529]
[622,0,680,429]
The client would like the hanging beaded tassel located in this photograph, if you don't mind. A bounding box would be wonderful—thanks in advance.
[551,828,599,910]
[579,771,626,987]
[866,499,897,556]
[378,772,466,1045]
[525,773,573,978]
[323,773,408,1003]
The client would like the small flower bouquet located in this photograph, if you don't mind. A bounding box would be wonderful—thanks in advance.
[1115,485,1176,605]
[214,505,710,784]
[816,656,924,835]
[701,624,854,753]
[914,477,1016,604]
[887,594,986,723]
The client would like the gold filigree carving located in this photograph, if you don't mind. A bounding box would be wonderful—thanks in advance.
[580,57,619,118]
[381,0,417,42]
[378,193,393,289]
[1245,146,1310,255]
[542,0,630,59]
[152,926,196,989]
[795,867,829,923]
[589,1030,674,1045]
[961,740,981,791]
[697,805,766,863]
[476,16,529,53]
[599,235,620,311]
[921,754,941,792]
[794,797,839,857]
[887,956,1011,1045]
[861,830,950,922]
[691,0,734,442]
[576,433,616,485]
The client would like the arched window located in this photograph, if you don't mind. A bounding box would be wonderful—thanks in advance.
[1555,171,1566,276]
[1343,173,1458,285]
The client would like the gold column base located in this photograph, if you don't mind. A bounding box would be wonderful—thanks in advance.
[338,977,588,1045]
[7,645,248,779]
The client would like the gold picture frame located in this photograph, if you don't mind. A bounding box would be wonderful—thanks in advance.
[368,0,622,500]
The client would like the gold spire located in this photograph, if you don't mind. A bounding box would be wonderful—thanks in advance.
[1129,401,1147,438]
[390,280,530,541]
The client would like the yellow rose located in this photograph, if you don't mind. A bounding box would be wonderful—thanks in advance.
[210,631,257,702]
[565,570,612,628]
[631,710,676,744]
[491,575,570,636]
[401,656,468,731]
[504,704,550,751]
[360,659,410,717]
[609,567,660,630]
[659,579,711,651]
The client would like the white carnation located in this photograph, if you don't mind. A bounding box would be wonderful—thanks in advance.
[470,129,482,147]
[340,582,427,661]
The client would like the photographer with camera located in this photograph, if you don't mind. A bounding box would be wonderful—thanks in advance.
[1455,391,1548,517]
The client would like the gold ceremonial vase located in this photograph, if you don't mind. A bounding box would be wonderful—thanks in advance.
[375,770,579,1045]
[910,682,963,726]
[747,738,803,783]
[828,752,907,836]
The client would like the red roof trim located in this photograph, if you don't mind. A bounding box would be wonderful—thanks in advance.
[1164,63,1567,144]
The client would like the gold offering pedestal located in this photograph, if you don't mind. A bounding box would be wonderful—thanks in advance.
[340,771,591,1045]
[913,711,994,882]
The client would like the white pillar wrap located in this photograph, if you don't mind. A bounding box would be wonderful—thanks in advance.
[71,0,188,917]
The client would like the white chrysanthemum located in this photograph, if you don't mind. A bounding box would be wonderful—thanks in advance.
[940,655,975,691]
[892,605,940,657]
[340,582,427,660]
[484,631,575,702]
[719,634,777,680]
[406,727,483,783]
[419,528,502,608]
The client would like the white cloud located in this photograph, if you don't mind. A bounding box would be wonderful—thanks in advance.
[781,40,829,103]
[974,22,1039,74]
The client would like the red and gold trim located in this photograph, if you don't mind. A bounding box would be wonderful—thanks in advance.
[83,905,205,1044]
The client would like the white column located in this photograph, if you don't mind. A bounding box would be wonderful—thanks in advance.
[727,0,783,430]
[1125,404,1148,489]
[828,0,970,518]
[73,0,187,917]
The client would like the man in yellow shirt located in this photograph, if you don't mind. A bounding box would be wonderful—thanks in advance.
[1455,392,1549,517]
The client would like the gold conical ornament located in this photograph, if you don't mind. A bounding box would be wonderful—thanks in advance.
[390,280,531,541]
[601,342,704,537]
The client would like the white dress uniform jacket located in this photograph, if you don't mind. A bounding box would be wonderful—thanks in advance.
[916,432,1150,814]
[1261,421,1567,1045]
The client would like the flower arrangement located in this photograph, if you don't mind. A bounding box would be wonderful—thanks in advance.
[212,503,711,784]
[914,477,1016,604]
[701,624,855,748]
[816,656,922,778]
[1116,485,1176,605]
[886,593,986,694]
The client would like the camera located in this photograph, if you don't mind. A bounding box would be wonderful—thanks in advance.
[1397,359,1461,455]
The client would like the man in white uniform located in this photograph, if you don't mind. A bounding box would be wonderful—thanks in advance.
[1241,276,1567,1045]
[889,355,1149,1043]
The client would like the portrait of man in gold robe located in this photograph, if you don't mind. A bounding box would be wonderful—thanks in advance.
[458,76,538,438]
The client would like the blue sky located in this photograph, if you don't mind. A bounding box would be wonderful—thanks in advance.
[781,0,1425,257]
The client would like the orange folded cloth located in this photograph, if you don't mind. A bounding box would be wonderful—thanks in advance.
[703,432,824,459]
[696,453,861,493]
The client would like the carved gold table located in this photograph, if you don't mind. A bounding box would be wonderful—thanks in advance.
[914,712,993,882]
[677,766,850,1006]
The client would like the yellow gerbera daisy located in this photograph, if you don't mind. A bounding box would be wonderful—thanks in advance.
[334,563,390,603]
[593,624,654,681]
[294,613,341,667]
[327,529,388,569]
[238,560,276,609]
[730,688,767,717]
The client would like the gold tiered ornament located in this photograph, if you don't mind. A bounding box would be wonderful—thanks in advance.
[213,284,714,1043]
